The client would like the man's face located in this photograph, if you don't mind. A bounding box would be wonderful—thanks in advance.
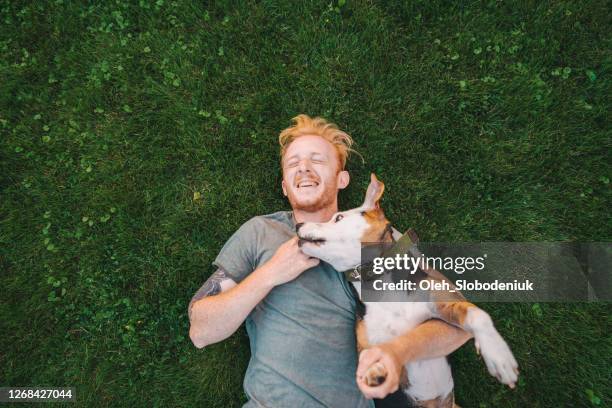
[281,135,349,212]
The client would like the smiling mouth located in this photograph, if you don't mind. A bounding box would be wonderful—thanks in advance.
[296,179,319,189]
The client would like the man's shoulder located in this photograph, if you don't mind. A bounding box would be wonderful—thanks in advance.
[214,211,292,281]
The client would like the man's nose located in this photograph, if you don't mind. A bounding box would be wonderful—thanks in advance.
[297,159,313,173]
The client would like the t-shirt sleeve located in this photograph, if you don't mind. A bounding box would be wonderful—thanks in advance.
[212,217,260,283]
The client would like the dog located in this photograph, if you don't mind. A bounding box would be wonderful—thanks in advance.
[296,174,518,407]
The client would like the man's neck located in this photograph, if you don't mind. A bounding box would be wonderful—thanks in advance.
[292,205,338,224]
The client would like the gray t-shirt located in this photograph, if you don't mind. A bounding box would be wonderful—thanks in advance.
[206,210,371,408]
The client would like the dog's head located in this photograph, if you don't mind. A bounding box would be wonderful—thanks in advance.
[296,173,393,271]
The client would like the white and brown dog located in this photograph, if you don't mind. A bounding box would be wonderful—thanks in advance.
[296,174,518,408]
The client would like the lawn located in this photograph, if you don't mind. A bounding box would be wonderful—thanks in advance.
[1,0,610,407]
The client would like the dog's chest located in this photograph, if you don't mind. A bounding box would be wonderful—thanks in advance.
[352,282,432,345]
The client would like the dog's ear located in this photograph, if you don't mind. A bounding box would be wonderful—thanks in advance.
[362,173,385,210]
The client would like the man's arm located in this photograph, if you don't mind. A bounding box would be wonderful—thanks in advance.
[188,237,319,349]
[356,264,472,399]
[356,320,472,399]
[188,268,237,321]
[357,227,472,398]
[188,265,273,349]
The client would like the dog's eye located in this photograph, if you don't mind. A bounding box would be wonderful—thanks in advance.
[335,214,344,222]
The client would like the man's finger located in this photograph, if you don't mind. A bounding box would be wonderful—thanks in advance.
[357,377,393,400]
[356,352,402,399]
[357,372,398,400]
[356,348,382,377]
[307,257,320,266]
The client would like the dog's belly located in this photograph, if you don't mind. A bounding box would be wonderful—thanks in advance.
[362,301,432,344]
[405,358,454,402]
[358,294,454,403]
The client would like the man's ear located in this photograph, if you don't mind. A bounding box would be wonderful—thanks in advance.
[281,179,288,196]
[337,170,350,190]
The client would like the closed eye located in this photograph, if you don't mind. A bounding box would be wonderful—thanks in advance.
[335,214,344,222]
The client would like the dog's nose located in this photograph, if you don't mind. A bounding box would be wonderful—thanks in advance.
[295,223,304,232]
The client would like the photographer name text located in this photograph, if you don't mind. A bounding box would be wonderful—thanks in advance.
[372,279,534,292]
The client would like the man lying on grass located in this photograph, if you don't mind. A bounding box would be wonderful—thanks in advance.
[188,114,471,407]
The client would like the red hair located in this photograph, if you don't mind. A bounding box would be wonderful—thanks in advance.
[279,114,355,170]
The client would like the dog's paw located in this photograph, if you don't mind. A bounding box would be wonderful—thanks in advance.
[364,361,388,387]
[475,331,519,388]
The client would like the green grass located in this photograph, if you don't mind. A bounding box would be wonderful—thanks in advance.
[1,0,610,406]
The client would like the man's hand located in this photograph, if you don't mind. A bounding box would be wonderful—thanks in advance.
[189,237,319,349]
[356,345,403,399]
[262,237,320,286]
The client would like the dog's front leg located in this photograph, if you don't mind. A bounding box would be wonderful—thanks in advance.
[427,286,519,388]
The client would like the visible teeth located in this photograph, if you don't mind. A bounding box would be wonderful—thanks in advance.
[298,181,318,188]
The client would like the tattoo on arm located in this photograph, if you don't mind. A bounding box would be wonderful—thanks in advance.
[201,268,228,297]
[189,268,232,320]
